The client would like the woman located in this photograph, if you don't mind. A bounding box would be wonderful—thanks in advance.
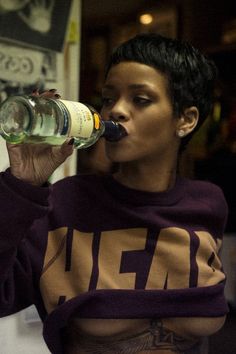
[0,33,228,353]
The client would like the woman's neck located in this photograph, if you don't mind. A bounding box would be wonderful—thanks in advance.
[113,161,177,193]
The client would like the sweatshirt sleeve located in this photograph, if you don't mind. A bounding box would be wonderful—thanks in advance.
[0,169,51,316]
[206,182,229,239]
[0,169,50,249]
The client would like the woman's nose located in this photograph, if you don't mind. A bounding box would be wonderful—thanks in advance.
[108,101,129,122]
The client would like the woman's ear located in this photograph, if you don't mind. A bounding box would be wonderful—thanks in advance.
[176,106,199,138]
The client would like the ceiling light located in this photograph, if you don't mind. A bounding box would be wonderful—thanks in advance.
[139,13,153,25]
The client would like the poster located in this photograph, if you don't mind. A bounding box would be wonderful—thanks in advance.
[0,0,72,52]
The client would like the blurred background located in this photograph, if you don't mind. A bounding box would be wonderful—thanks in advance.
[0,0,236,353]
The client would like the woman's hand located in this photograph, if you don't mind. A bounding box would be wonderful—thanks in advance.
[6,89,74,186]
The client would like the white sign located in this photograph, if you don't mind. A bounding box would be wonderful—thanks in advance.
[0,43,45,84]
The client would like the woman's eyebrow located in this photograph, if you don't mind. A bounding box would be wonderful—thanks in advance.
[128,84,151,89]
[102,84,152,91]
[102,85,114,91]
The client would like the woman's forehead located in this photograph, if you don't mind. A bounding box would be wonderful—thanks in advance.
[104,62,168,91]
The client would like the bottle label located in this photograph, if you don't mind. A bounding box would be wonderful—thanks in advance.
[60,100,94,138]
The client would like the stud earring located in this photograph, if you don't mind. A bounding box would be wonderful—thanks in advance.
[177,130,185,138]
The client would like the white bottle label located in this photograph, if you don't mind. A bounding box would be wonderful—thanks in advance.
[60,100,94,138]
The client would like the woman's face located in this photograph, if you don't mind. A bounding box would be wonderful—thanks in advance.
[101,61,181,165]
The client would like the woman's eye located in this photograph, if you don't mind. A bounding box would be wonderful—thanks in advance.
[133,97,151,105]
[101,97,114,106]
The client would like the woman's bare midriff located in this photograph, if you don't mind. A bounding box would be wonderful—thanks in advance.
[71,316,225,338]
[63,316,226,353]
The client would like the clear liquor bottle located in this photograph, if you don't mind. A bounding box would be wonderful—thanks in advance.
[0,95,124,149]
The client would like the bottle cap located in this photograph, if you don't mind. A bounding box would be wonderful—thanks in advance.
[103,121,127,141]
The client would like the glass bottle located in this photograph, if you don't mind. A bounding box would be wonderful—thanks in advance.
[0,95,125,149]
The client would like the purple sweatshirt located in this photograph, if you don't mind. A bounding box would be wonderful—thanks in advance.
[0,169,228,353]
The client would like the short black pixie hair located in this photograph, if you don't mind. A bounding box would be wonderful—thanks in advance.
[106,33,217,148]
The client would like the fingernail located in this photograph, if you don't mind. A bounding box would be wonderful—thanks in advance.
[49,88,57,92]
[55,93,61,98]
[68,138,74,145]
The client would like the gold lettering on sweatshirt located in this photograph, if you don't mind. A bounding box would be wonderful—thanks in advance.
[146,228,190,289]
[96,229,147,289]
[40,227,225,314]
[40,228,93,313]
